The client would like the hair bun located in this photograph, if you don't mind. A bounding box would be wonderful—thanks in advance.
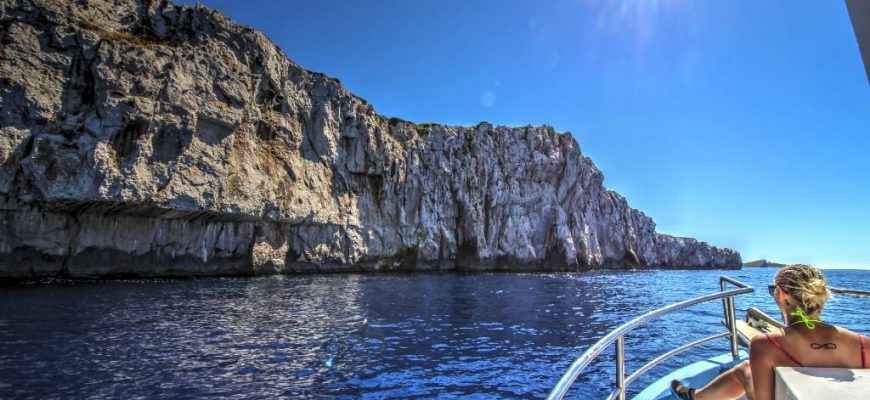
[808,278,827,293]
[776,264,830,315]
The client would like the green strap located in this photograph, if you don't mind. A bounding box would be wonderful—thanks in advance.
[789,309,820,329]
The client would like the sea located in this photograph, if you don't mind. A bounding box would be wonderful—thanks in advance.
[1,268,868,399]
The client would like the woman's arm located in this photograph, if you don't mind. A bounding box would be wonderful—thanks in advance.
[750,335,775,400]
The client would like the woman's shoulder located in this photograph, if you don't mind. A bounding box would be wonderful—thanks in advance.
[749,331,781,365]
[751,330,782,343]
[828,324,866,340]
[749,331,778,352]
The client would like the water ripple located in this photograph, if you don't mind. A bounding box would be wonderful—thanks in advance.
[0,269,868,399]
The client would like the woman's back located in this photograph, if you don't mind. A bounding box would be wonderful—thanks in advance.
[761,324,867,369]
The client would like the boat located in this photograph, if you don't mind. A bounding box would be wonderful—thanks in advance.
[548,3,870,397]
[545,276,870,400]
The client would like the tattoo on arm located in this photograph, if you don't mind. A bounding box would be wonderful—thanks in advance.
[810,342,837,350]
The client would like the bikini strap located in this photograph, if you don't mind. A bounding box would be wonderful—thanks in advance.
[860,334,866,369]
[765,333,804,367]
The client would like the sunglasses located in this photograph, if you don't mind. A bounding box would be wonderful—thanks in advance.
[768,285,777,297]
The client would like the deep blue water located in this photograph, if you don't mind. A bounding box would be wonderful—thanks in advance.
[1,268,868,399]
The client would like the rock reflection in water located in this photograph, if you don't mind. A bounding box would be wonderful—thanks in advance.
[1,269,868,399]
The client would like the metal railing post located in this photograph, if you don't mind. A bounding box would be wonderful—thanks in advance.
[615,336,626,400]
[720,279,731,335]
[727,296,739,358]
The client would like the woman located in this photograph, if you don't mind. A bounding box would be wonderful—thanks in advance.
[671,264,867,400]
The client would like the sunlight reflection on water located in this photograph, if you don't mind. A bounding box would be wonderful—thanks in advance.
[0,269,867,399]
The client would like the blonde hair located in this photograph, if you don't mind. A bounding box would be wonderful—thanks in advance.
[775,264,830,316]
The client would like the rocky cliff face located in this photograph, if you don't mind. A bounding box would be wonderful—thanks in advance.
[0,0,741,279]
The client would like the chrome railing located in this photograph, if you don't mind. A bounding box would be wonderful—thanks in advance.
[547,276,754,400]
[719,276,747,358]
[830,286,870,298]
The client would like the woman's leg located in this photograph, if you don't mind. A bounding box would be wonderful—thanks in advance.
[693,360,754,400]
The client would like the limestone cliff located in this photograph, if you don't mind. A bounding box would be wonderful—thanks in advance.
[0,0,741,279]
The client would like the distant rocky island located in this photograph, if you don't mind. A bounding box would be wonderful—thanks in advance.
[0,0,740,279]
[743,259,786,268]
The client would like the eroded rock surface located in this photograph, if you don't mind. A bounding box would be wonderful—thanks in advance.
[0,0,741,279]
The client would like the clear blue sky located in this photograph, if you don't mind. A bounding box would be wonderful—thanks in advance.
[183,0,870,269]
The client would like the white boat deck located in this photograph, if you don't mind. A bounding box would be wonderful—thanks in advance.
[775,367,870,400]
